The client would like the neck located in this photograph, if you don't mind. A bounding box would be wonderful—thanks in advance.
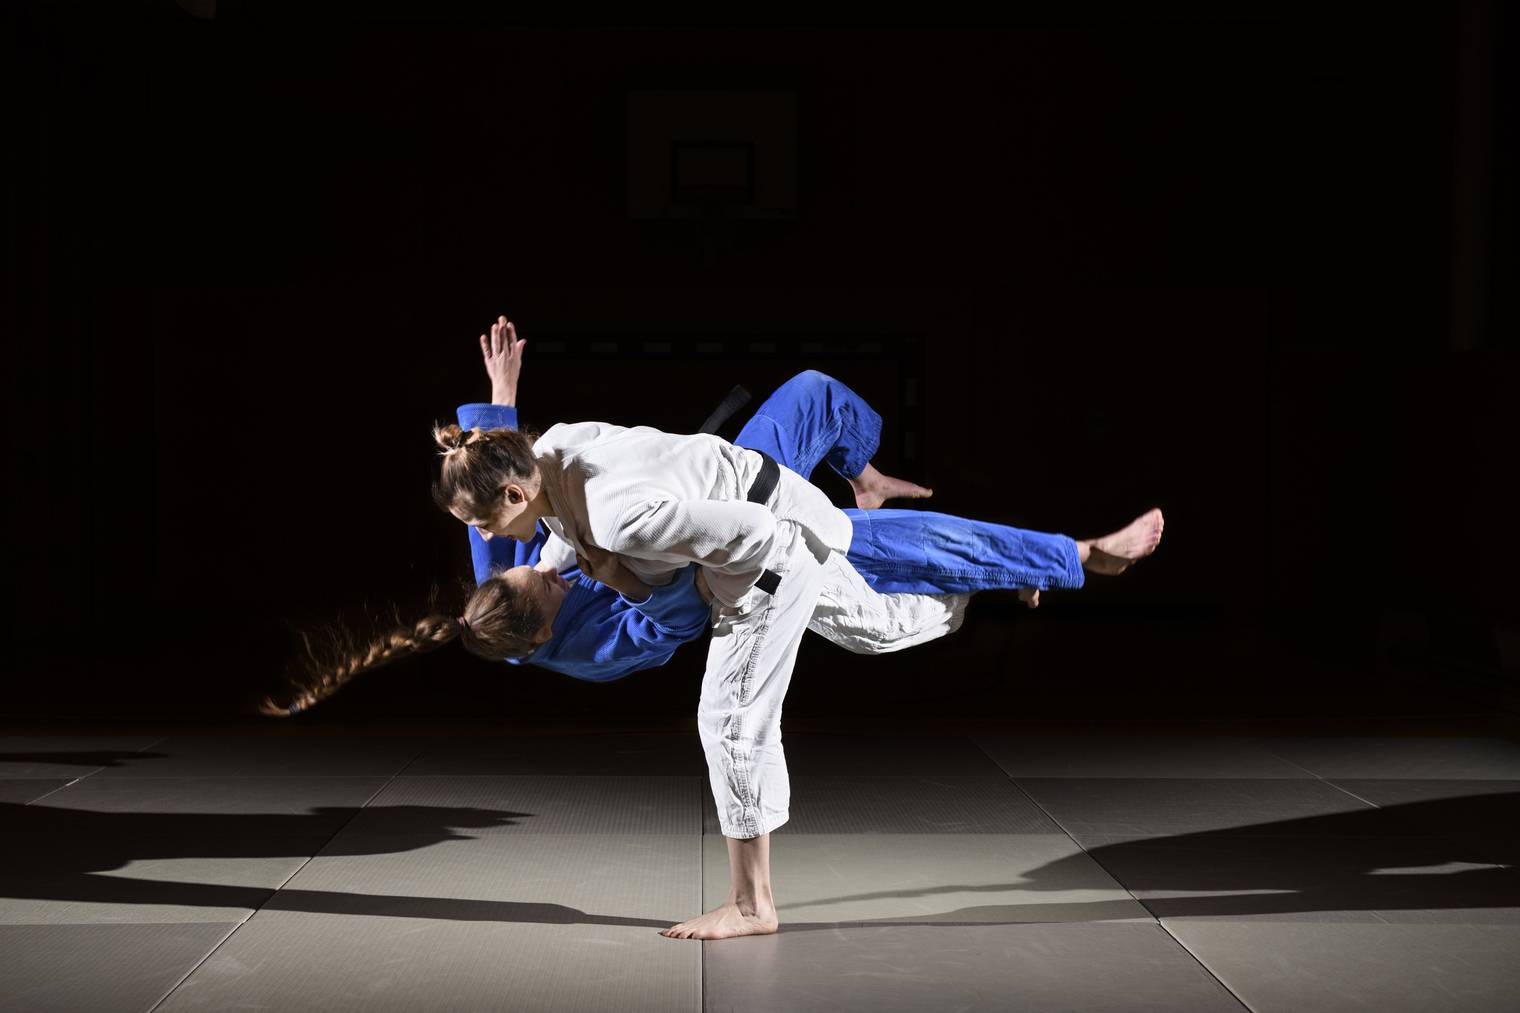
[528,484,554,521]
[529,459,557,520]
[541,593,567,629]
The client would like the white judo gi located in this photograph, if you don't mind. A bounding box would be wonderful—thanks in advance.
[532,422,968,838]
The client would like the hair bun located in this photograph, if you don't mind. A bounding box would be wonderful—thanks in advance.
[431,423,474,456]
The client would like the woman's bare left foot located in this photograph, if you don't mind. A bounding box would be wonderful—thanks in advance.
[850,463,933,510]
[660,900,779,940]
[1084,508,1165,575]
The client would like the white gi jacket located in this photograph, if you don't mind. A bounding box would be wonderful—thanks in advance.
[532,421,853,608]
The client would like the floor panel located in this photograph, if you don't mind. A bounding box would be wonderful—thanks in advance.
[284,832,700,927]
[1015,777,1377,842]
[0,737,162,778]
[0,780,70,805]
[157,911,699,1012]
[1254,737,1520,779]
[88,736,422,778]
[0,834,332,924]
[20,777,391,837]
[702,921,1248,1012]
[1163,920,1520,1012]
[352,775,702,835]
[1324,779,1520,835]
[1079,833,1520,922]
[0,921,236,1013]
[977,735,1311,778]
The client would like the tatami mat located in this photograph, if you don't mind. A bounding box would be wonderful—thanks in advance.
[1013,777,1377,842]
[0,922,236,1013]
[701,921,1249,1012]
[0,780,70,805]
[5,729,1517,1011]
[0,834,332,924]
[1253,737,1520,779]
[155,910,699,1012]
[88,736,422,779]
[20,777,391,837]
[351,775,702,835]
[1079,832,1520,922]
[976,735,1312,778]
[0,737,162,778]
[1162,920,1520,1012]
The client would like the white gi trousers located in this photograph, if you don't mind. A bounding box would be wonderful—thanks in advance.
[698,519,972,839]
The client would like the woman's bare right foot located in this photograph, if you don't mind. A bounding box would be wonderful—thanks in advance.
[1082,508,1164,575]
[849,462,933,510]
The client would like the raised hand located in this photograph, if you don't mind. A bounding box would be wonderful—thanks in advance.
[481,314,526,406]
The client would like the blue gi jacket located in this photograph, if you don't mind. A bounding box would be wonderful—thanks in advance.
[456,403,712,682]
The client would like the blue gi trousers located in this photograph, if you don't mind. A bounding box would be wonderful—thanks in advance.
[733,370,1085,596]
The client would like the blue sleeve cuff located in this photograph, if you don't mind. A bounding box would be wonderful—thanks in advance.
[457,403,519,430]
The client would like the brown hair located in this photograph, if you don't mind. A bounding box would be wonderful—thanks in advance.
[258,573,547,717]
[430,423,541,519]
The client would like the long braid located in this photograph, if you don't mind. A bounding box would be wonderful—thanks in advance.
[260,420,548,718]
[259,574,547,717]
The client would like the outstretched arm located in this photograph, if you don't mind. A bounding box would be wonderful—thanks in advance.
[457,314,541,583]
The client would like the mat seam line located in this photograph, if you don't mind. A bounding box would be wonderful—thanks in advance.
[143,763,408,1011]
[970,736,1259,1013]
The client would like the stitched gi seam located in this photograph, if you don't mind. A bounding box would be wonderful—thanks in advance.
[730,598,774,838]
[854,562,1084,591]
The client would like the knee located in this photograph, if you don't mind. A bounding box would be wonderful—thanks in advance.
[784,369,836,394]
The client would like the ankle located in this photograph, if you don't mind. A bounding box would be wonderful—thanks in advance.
[732,886,774,909]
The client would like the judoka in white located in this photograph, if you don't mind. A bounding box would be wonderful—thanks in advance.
[445,419,913,939]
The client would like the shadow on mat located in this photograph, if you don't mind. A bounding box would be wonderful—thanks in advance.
[770,790,1520,928]
[3,794,1518,932]
[0,801,671,929]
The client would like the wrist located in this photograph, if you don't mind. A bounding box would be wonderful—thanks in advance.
[612,568,650,600]
[490,386,516,407]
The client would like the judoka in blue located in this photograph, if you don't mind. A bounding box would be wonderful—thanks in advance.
[457,371,1085,682]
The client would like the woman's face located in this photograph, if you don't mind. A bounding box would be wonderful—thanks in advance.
[450,479,538,542]
[502,564,572,643]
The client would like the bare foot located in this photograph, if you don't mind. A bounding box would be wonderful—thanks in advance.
[660,899,779,941]
[850,462,933,510]
[1017,587,1040,608]
[1083,508,1164,576]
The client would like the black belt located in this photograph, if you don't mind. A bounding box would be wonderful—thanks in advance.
[697,385,752,435]
[746,450,783,596]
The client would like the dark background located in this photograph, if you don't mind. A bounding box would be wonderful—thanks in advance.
[6,4,1516,725]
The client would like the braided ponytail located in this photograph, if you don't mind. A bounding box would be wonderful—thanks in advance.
[259,571,550,717]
